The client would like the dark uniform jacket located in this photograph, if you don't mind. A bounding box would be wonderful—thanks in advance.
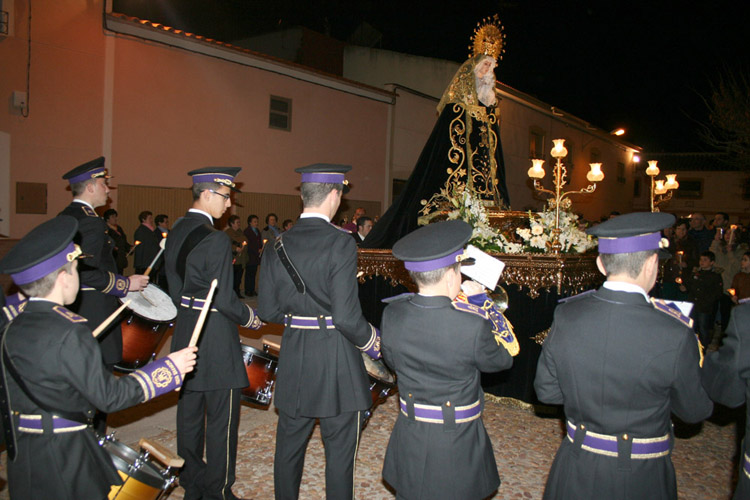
[4,300,148,499]
[702,301,750,500]
[165,210,252,391]
[59,201,129,365]
[380,293,511,500]
[257,216,374,418]
[534,286,713,500]
[133,224,163,272]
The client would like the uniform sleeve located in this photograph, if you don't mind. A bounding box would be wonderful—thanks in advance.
[202,232,258,328]
[257,247,285,323]
[77,217,129,297]
[328,234,375,349]
[473,317,512,373]
[58,326,145,412]
[670,327,714,422]
[702,306,749,408]
[534,322,564,405]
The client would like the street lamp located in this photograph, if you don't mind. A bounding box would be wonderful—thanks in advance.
[645,160,678,212]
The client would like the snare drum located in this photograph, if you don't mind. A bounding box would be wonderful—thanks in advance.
[241,344,279,408]
[116,283,177,372]
[102,437,177,500]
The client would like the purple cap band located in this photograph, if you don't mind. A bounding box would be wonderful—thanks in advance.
[191,173,236,187]
[597,232,661,254]
[66,167,106,185]
[404,249,463,272]
[300,173,345,184]
[11,242,77,285]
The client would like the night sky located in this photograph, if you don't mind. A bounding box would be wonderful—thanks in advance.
[113,0,750,153]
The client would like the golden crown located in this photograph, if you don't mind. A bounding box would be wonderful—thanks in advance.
[469,15,506,61]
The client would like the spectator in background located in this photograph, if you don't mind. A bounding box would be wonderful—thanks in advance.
[133,210,162,275]
[224,214,248,298]
[712,211,730,232]
[261,213,280,243]
[155,214,170,235]
[661,218,698,300]
[680,250,724,348]
[731,252,750,302]
[103,209,131,275]
[352,216,373,246]
[710,225,748,331]
[343,207,365,233]
[243,214,262,297]
[282,219,294,232]
[689,213,714,253]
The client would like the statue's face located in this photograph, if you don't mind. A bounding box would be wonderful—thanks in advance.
[475,56,497,80]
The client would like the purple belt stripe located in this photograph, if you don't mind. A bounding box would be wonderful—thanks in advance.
[399,398,481,424]
[566,421,670,459]
[288,315,335,329]
[17,415,87,434]
[180,296,217,311]
[743,453,750,479]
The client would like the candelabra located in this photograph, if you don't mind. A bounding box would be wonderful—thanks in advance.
[645,160,678,212]
[527,139,604,252]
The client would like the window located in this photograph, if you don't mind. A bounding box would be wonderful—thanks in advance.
[269,96,292,131]
[529,127,545,159]
[617,162,626,184]
[633,178,641,198]
[590,148,601,163]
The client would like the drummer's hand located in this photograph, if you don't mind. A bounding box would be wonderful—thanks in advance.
[128,274,150,291]
[168,346,198,377]
[460,280,485,296]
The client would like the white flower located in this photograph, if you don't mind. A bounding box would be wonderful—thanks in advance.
[531,223,544,236]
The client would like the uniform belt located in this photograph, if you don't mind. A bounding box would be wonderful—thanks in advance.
[180,296,218,312]
[399,397,481,424]
[287,315,335,329]
[743,453,750,479]
[17,414,89,434]
[566,420,670,459]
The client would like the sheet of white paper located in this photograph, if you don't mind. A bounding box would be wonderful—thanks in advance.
[461,244,505,291]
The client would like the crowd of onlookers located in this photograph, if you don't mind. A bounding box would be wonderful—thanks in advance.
[654,211,750,348]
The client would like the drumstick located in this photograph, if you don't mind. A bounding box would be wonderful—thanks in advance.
[144,238,167,277]
[92,300,131,338]
[188,279,218,348]
[138,438,185,468]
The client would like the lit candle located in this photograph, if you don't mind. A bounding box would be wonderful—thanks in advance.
[645,160,660,177]
[527,159,546,179]
[728,288,736,297]
[586,163,604,182]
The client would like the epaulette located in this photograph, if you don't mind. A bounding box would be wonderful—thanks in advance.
[382,292,414,304]
[3,294,27,322]
[52,305,87,323]
[451,299,489,320]
[331,224,352,234]
[558,289,596,304]
[80,205,97,217]
[650,298,693,328]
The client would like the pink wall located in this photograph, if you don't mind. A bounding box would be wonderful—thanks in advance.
[0,0,388,238]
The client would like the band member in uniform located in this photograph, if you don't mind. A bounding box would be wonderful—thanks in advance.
[258,164,381,500]
[59,157,149,370]
[534,212,713,500]
[165,167,262,500]
[0,215,197,500]
[702,297,750,499]
[381,220,515,499]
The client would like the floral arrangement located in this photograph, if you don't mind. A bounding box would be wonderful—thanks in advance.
[420,183,596,254]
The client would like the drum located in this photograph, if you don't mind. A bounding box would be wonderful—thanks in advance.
[101,437,178,500]
[362,352,396,407]
[241,343,279,408]
[116,283,177,372]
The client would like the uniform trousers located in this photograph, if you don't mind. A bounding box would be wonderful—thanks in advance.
[177,388,241,500]
[274,409,362,500]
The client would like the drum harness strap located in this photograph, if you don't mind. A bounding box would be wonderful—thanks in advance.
[0,326,90,458]
[274,236,334,332]
[176,223,215,308]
